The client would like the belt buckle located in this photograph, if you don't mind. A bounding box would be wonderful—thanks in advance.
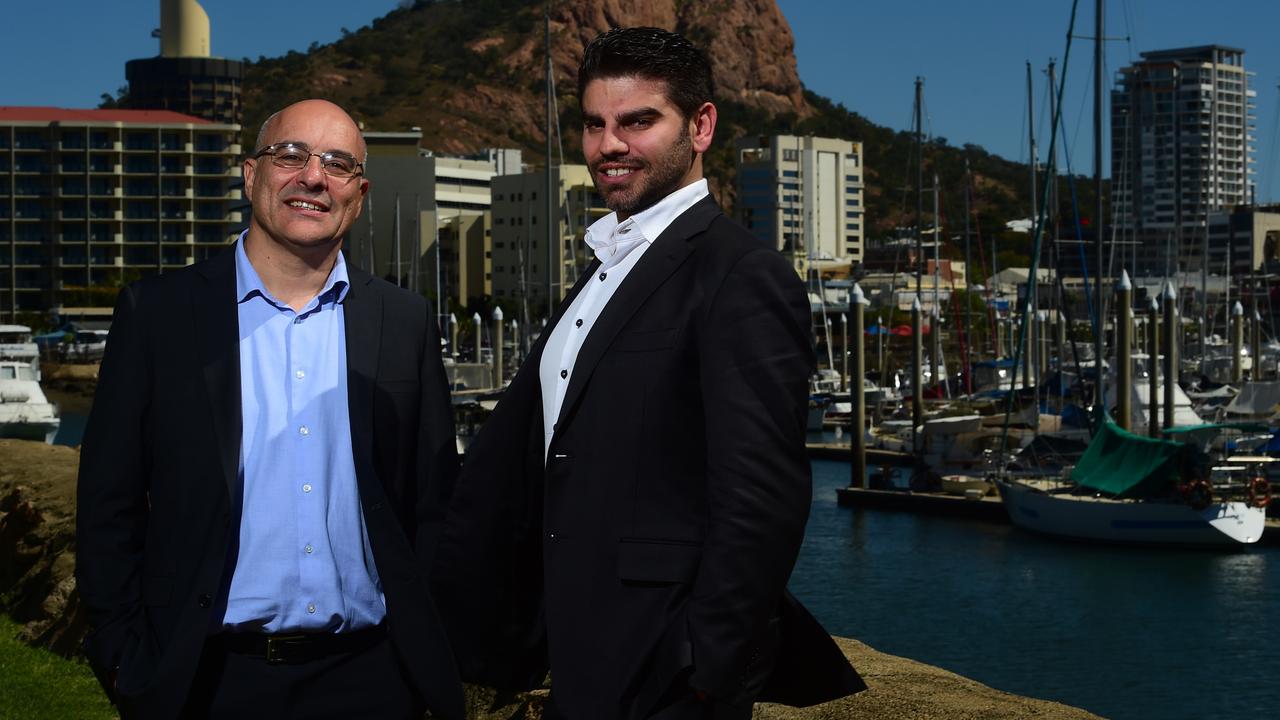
[265,634,306,664]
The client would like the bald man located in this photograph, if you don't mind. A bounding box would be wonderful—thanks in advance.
[77,100,465,720]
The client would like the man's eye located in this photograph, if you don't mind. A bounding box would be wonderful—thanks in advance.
[278,151,307,164]
[324,158,353,172]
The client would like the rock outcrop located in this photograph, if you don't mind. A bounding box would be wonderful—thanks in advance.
[243,0,808,157]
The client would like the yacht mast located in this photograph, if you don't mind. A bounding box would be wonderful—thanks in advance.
[1093,0,1106,418]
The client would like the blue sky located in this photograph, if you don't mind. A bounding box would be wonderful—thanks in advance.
[6,1,1280,200]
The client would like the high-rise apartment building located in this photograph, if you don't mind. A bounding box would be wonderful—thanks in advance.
[126,0,244,126]
[0,107,243,318]
[735,135,865,270]
[1111,45,1256,272]
[489,165,607,316]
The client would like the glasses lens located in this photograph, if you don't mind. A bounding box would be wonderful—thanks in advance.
[319,153,359,177]
[270,145,308,169]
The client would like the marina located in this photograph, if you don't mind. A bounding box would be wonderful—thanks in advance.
[793,459,1280,720]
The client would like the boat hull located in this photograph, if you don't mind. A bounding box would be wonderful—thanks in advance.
[0,418,60,444]
[996,479,1265,547]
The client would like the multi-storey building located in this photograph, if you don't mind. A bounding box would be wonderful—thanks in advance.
[347,131,522,312]
[125,0,243,126]
[1,107,243,318]
[488,165,607,317]
[735,134,865,271]
[1111,45,1256,273]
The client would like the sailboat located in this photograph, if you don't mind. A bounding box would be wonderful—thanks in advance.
[996,418,1266,546]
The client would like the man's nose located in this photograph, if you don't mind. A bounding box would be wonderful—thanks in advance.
[600,125,628,156]
[296,154,327,187]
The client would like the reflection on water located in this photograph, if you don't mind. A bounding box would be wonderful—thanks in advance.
[791,460,1279,719]
[53,413,87,447]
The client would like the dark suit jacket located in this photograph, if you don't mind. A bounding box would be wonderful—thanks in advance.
[434,196,864,719]
[75,248,466,720]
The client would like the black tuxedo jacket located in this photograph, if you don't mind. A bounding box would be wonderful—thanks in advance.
[75,249,465,720]
[434,196,864,719]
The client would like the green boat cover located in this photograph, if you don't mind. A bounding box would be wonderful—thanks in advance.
[1070,418,1205,498]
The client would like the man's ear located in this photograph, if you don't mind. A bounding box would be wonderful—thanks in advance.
[243,158,257,197]
[691,102,717,154]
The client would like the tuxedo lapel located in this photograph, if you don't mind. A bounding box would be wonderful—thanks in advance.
[193,250,241,502]
[343,266,382,497]
[553,196,719,432]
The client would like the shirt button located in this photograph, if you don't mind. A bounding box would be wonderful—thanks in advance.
[298,425,309,437]
[560,369,568,379]
[295,369,305,380]
[304,544,313,554]
[293,317,303,325]
[302,483,313,493]
[575,319,583,327]
[306,603,316,614]
[599,272,607,281]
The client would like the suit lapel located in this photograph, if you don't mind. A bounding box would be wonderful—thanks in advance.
[553,196,720,432]
[194,250,241,502]
[343,265,382,496]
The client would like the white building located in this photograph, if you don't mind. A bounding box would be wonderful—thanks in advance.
[735,134,865,270]
[348,132,522,309]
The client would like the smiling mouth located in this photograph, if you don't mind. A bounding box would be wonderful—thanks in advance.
[287,199,328,212]
[604,167,635,177]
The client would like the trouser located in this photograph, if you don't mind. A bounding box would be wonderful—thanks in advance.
[180,632,421,719]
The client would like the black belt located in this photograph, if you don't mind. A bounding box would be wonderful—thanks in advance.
[214,624,385,664]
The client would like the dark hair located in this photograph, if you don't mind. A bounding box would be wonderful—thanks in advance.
[577,27,714,120]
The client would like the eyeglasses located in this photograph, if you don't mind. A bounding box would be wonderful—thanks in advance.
[253,143,364,179]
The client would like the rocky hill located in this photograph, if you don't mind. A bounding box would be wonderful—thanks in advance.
[237,0,1097,249]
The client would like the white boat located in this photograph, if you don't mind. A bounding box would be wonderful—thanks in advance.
[0,324,40,372]
[0,360,60,443]
[996,419,1266,547]
[996,480,1264,547]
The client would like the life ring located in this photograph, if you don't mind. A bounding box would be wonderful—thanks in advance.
[1248,476,1271,509]
[1183,479,1213,511]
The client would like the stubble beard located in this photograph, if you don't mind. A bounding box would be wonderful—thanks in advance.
[594,125,694,218]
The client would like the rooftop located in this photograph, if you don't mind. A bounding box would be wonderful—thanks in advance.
[0,106,214,125]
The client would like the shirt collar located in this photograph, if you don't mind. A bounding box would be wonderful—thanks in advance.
[234,230,350,310]
[584,179,709,269]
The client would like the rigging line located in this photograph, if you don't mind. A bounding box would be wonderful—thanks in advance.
[968,169,998,356]
[1018,76,1030,167]
[549,60,582,284]
[1001,0,1084,455]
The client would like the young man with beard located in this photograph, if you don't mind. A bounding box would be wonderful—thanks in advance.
[434,27,863,720]
[76,99,464,719]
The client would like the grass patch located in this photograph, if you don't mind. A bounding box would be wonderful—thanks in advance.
[0,614,116,720]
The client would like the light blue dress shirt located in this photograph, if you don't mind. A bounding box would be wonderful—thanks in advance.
[220,233,385,633]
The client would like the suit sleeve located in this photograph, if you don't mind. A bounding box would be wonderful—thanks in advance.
[689,246,815,699]
[413,299,460,567]
[75,284,152,690]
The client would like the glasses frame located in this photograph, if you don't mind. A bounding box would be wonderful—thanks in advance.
[252,142,365,180]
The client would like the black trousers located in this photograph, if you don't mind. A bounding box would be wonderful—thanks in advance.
[180,634,421,719]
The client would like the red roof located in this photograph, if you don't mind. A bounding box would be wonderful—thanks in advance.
[0,107,213,125]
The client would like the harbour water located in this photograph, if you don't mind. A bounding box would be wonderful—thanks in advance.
[791,459,1279,719]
